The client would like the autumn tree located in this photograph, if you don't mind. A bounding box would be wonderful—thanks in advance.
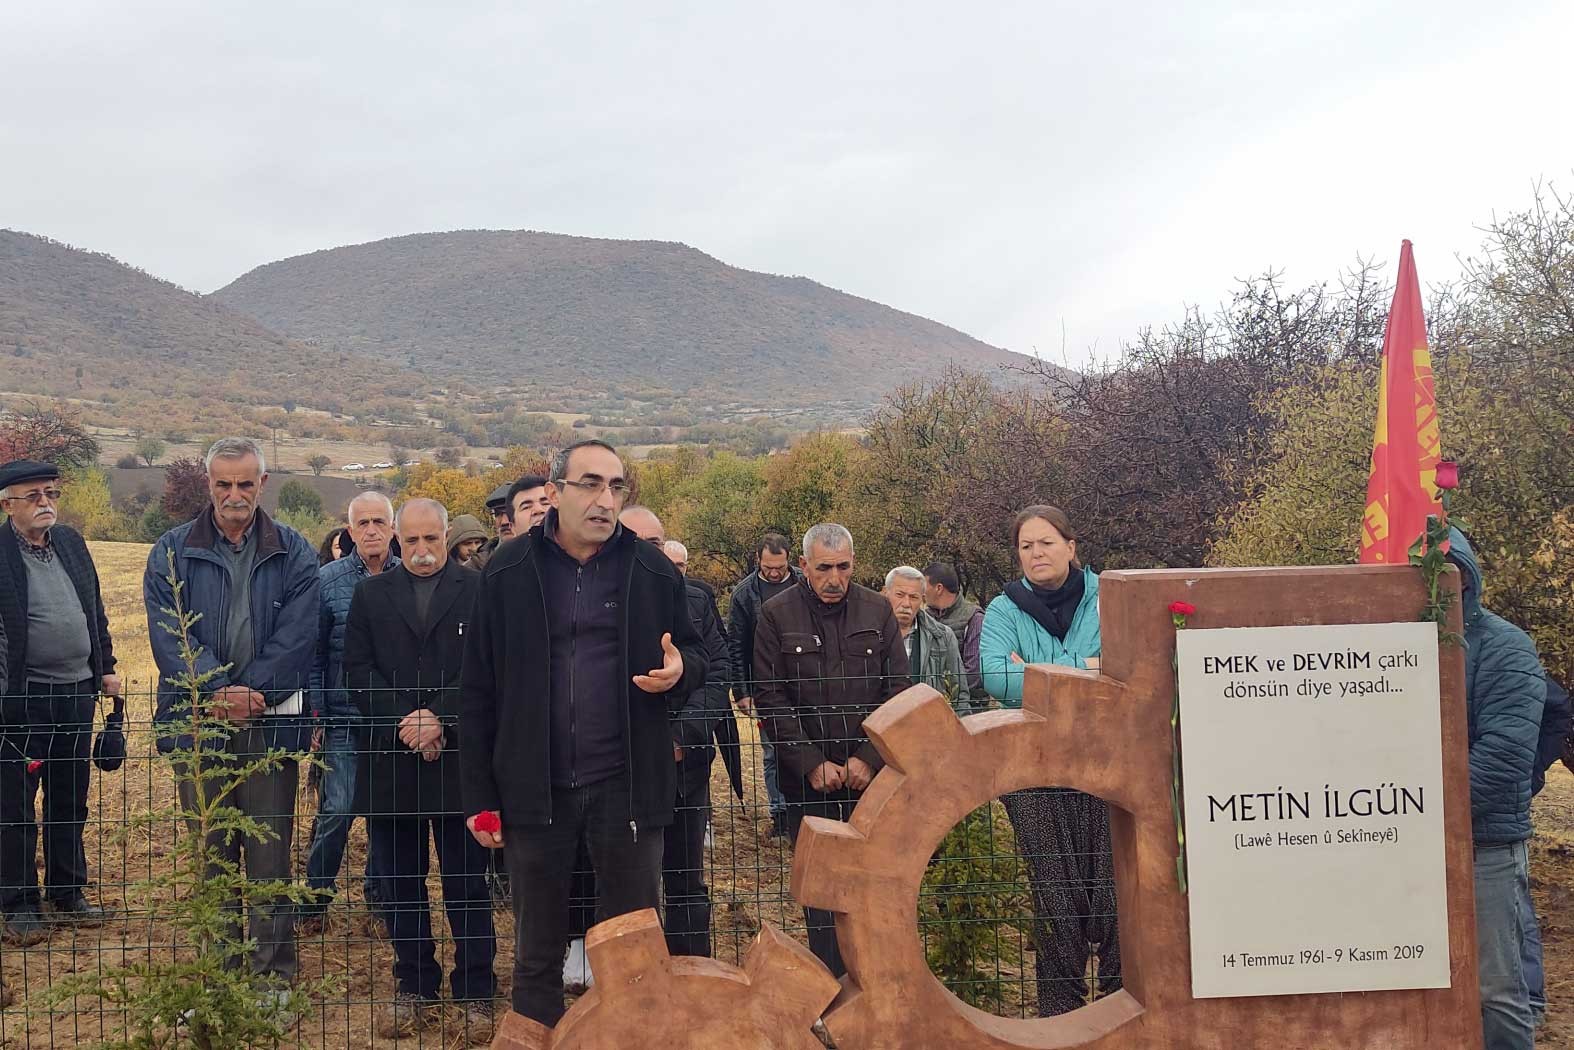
[135,434,167,466]
[0,401,99,468]
[306,454,331,476]
[160,457,210,523]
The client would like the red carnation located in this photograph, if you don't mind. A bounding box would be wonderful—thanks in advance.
[1168,601,1197,616]
[1435,460,1459,491]
[26,759,42,775]
[473,810,502,835]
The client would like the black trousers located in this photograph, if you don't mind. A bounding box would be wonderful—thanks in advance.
[369,811,497,1002]
[0,680,95,913]
[502,774,663,1025]
[785,785,861,978]
[662,759,712,957]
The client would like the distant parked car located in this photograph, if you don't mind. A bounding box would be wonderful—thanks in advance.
[402,459,421,466]
[372,461,394,469]
[343,462,367,471]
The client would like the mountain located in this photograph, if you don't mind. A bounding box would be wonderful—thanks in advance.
[211,230,1034,405]
[0,229,428,430]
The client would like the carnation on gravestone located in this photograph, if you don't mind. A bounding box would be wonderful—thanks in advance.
[1168,601,1196,617]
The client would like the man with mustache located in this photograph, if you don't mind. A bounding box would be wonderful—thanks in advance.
[0,459,119,945]
[459,439,706,1026]
[345,498,496,1042]
[752,522,909,976]
[144,437,320,991]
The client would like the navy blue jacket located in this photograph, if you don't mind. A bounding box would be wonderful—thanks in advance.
[1448,529,1545,845]
[310,550,401,722]
[144,507,320,754]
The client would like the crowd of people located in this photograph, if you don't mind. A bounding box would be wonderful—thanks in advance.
[0,437,1565,1048]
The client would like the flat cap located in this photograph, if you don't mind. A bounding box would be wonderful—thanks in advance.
[0,459,62,492]
[485,484,512,510]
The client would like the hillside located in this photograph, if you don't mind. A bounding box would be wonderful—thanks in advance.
[211,230,1034,407]
[0,230,435,436]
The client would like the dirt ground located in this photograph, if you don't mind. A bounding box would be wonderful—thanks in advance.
[2,540,1569,1047]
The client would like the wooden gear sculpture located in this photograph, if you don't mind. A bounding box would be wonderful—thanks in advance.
[490,908,841,1050]
[791,565,1481,1049]
[495,565,1481,1049]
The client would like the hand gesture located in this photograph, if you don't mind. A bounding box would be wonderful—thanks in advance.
[845,756,874,791]
[808,761,845,794]
[101,674,123,699]
[633,633,683,694]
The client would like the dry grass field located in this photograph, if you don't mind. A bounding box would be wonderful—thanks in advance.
[2,540,1570,1047]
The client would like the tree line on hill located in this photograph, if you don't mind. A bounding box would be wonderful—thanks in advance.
[5,187,1571,683]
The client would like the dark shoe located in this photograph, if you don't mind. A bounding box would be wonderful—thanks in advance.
[459,999,494,1045]
[769,810,790,841]
[375,991,438,1038]
[2,910,50,945]
[48,895,108,927]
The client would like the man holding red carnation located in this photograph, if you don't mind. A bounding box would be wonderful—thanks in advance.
[459,440,706,1026]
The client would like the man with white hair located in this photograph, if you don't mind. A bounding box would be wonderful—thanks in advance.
[144,437,320,988]
[883,566,971,713]
[345,497,496,1041]
[752,523,910,975]
[300,490,400,934]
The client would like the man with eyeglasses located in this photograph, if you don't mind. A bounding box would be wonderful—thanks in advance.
[726,532,802,840]
[0,459,119,945]
[459,439,706,1026]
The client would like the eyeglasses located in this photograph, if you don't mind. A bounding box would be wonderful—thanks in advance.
[4,488,62,505]
[556,477,630,501]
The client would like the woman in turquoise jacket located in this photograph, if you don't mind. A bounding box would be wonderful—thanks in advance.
[980,505,1120,1016]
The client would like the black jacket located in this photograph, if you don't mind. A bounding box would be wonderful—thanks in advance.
[459,521,706,829]
[344,559,477,815]
[1,520,116,696]
[726,566,804,699]
[673,577,731,766]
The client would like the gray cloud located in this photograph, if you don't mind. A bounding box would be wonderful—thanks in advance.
[3,0,1571,360]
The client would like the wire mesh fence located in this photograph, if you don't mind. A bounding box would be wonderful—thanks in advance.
[0,683,1121,1047]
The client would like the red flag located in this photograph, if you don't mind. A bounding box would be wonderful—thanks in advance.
[1359,240,1443,563]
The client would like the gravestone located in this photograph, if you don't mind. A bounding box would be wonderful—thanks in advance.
[493,564,1481,1049]
[791,563,1479,1049]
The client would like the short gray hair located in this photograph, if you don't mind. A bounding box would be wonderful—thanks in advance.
[549,439,620,483]
[663,539,689,561]
[395,497,449,534]
[347,490,395,522]
[884,565,924,589]
[802,523,854,558]
[204,437,266,475]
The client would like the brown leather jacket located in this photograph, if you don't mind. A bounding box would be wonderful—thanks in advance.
[753,579,910,790]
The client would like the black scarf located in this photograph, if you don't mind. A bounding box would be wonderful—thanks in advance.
[1004,570,1085,642]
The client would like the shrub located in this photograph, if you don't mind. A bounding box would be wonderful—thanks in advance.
[276,479,324,518]
[114,452,142,469]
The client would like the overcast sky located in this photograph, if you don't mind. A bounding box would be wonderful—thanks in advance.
[4,1,1572,362]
